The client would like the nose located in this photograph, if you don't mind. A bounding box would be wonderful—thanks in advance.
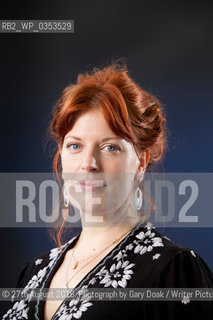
[81,154,99,172]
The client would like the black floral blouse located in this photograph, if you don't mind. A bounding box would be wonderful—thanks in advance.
[2,220,213,319]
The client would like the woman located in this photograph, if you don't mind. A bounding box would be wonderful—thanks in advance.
[3,62,213,320]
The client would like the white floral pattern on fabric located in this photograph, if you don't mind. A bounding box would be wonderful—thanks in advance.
[88,257,135,289]
[2,240,73,320]
[54,221,164,319]
[35,259,43,265]
[88,222,163,289]
[3,300,30,319]
[3,222,166,320]
[54,286,93,320]
[181,295,190,304]
[99,260,135,288]
[113,222,163,259]
[152,253,161,260]
[133,229,164,255]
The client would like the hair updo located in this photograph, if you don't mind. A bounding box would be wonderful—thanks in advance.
[49,60,168,246]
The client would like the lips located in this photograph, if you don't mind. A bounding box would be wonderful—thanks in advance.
[79,180,106,187]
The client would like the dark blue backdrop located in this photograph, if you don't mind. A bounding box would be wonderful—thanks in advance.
[0,1,212,316]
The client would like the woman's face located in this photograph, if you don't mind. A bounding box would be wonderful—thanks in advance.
[60,108,146,223]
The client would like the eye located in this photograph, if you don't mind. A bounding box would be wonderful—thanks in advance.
[67,143,81,150]
[65,143,120,153]
[104,145,120,152]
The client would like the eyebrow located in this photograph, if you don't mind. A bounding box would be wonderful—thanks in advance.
[64,135,121,142]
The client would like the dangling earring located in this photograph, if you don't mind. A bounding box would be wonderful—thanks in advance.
[138,170,144,183]
[63,186,69,208]
[135,187,143,210]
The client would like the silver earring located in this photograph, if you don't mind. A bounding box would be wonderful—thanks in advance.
[138,170,144,183]
[63,187,69,208]
[134,187,143,210]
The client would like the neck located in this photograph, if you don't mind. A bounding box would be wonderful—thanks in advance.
[77,216,141,250]
[74,201,142,251]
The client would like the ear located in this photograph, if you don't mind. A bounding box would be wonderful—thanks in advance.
[135,150,150,184]
[138,150,150,170]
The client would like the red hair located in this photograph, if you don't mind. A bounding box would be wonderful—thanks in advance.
[48,60,167,246]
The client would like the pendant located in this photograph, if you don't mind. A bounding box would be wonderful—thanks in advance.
[72,262,78,269]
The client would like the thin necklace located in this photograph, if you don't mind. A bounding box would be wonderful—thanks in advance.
[65,223,138,289]
[70,223,116,269]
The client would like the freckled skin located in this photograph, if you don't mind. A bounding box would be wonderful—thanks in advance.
[60,108,150,242]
